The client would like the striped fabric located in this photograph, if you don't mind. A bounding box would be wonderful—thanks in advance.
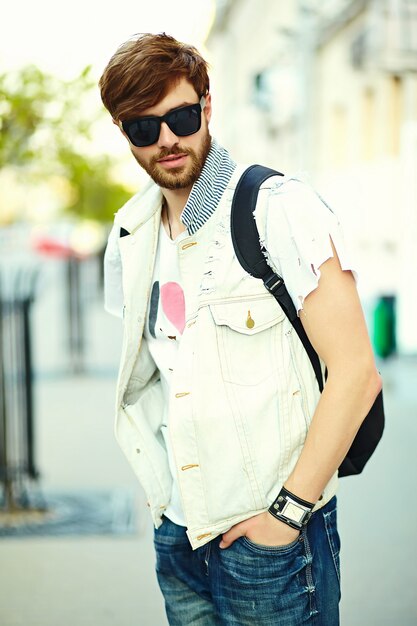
[181,139,237,235]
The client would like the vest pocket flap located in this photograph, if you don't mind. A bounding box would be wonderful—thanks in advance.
[210,298,285,334]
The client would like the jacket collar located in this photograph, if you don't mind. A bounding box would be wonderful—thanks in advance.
[114,178,163,236]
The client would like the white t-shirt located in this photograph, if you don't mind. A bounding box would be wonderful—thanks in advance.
[143,222,188,526]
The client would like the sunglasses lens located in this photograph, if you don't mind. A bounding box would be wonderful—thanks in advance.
[168,105,201,136]
[124,119,160,147]
[122,102,203,147]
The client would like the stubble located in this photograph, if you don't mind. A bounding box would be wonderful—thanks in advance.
[132,131,212,190]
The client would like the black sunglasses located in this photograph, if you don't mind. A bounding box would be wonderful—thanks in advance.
[120,96,206,147]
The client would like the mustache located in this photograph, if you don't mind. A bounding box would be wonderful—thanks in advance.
[151,146,194,163]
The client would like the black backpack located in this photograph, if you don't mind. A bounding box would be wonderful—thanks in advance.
[230,164,385,477]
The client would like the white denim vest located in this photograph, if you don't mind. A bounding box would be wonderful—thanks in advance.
[109,165,338,550]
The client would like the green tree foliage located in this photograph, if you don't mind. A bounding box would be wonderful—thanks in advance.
[0,65,132,222]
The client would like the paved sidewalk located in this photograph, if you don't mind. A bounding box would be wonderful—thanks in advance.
[0,258,416,625]
[0,259,168,626]
[338,355,417,626]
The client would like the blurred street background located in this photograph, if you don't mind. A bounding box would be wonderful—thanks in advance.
[1,0,417,625]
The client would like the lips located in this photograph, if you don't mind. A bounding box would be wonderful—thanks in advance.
[158,153,187,161]
[157,153,188,169]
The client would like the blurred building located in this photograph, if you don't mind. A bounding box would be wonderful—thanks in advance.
[208,0,417,353]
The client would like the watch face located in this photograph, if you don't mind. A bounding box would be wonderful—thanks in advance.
[282,501,306,523]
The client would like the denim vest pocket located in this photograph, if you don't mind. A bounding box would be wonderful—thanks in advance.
[209,297,285,386]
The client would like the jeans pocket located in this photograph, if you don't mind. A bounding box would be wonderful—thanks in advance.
[217,530,314,622]
[218,532,306,587]
[323,506,341,583]
[240,533,303,555]
[154,517,191,575]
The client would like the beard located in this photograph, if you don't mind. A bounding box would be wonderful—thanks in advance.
[132,130,212,190]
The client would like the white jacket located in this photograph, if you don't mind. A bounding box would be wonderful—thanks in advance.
[105,165,356,549]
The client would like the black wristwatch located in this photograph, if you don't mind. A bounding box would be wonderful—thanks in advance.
[268,487,315,530]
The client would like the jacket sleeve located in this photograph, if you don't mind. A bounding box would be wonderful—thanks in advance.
[254,176,358,316]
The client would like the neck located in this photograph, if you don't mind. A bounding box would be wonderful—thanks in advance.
[162,186,191,222]
[161,187,190,240]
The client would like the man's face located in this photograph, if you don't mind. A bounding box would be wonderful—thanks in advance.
[120,78,212,191]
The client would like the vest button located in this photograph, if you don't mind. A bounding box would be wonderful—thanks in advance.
[246,310,255,328]
[181,242,198,251]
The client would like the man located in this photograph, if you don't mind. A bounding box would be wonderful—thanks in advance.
[99,33,381,626]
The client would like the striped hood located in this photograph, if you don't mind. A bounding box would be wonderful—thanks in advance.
[181,139,237,235]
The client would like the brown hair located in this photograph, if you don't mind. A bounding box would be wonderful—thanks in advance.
[99,32,210,121]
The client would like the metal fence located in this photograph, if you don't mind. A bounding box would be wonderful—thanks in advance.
[0,264,39,510]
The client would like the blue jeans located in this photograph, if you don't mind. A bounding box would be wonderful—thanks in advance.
[154,497,341,625]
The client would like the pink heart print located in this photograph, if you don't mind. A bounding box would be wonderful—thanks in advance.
[160,282,186,334]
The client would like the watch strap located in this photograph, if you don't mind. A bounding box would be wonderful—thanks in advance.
[268,487,315,530]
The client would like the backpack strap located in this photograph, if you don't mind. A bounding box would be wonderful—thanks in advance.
[231,164,325,392]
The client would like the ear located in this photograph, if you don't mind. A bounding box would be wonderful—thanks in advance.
[203,92,212,124]
[113,118,130,141]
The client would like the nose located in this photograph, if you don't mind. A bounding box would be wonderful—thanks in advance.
[157,121,179,149]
